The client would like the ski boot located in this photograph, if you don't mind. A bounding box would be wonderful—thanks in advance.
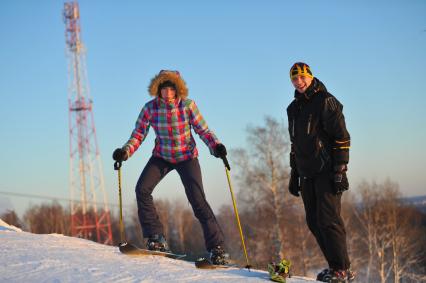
[317,268,355,282]
[146,234,170,252]
[320,269,356,282]
[209,245,228,265]
[346,269,356,281]
[329,269,349,283]
[316,268,331,281]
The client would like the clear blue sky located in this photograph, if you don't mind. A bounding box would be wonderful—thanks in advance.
[1,0,425,217]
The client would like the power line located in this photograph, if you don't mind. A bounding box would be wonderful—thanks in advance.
[0,191,131,208]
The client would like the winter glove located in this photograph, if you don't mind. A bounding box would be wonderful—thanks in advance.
[288,169,301,197]
[214,143,227,159]
[113,148,128,162]
[333,164,349,194]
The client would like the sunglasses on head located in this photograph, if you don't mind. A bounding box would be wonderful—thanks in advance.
[159,70,180,77]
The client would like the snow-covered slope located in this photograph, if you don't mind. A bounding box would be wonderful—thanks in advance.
[0,218,22,232]
[0,219,313,282]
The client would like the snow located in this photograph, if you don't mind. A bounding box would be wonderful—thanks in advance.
[0,219,313,282]
[0,218,22,232]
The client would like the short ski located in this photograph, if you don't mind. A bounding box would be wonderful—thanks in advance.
[119,242,186,259]
[194,257,237,269]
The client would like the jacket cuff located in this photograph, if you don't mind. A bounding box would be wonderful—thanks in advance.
[122,145,131,159]
[332,149,349,166]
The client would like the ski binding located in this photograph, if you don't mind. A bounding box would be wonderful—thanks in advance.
[119,242,186,259]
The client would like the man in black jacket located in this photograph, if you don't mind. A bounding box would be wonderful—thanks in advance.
[286,62,354,282]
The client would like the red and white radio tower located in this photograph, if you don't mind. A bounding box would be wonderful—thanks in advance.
[63,1,113,245]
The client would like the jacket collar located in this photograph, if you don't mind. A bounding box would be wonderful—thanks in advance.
[294,78,327,103]
[157,97,181,108]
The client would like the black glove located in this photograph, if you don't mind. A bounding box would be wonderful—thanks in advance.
[288,169,301,197]
[113,148,128,162]
[333,164,349,194]
[214,143,227,159]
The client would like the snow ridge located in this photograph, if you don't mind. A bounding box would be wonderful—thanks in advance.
[0,218,22,232]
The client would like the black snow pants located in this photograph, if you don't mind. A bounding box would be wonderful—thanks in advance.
[300,171,351,270]
[135,156,224,251]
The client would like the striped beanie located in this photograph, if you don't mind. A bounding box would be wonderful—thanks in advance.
[290,62,313,80]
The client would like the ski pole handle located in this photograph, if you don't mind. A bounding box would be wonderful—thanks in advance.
[221,156,231,171]
[114,161,122,170]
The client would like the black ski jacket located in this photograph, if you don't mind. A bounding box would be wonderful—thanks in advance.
[287,78,350,177]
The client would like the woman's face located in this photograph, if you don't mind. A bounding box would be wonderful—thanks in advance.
[160,86,176,101]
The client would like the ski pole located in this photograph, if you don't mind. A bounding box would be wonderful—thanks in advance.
[222,156,251,269]
[114,161,126,244]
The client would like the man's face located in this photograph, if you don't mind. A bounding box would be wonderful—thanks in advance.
[291,75,313,93]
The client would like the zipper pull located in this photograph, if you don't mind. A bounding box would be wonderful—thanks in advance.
[307,114,312,135]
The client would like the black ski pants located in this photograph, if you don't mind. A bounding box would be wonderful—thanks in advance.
[135,156,224,251]
[300,171,350,270]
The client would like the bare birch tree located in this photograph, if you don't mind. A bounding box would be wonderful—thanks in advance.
[232,116,290,261]
[1,210,23,229]
[23,201,70,235]
[350,180,426,282]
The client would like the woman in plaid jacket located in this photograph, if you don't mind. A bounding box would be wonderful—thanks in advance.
[113,70,228,265]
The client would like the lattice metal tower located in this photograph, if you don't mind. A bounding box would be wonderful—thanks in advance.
[63,1,112,244]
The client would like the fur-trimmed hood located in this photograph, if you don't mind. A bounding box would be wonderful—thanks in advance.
[148,70,188,99]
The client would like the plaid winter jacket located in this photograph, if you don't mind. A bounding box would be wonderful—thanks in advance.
[123,97,220,163]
